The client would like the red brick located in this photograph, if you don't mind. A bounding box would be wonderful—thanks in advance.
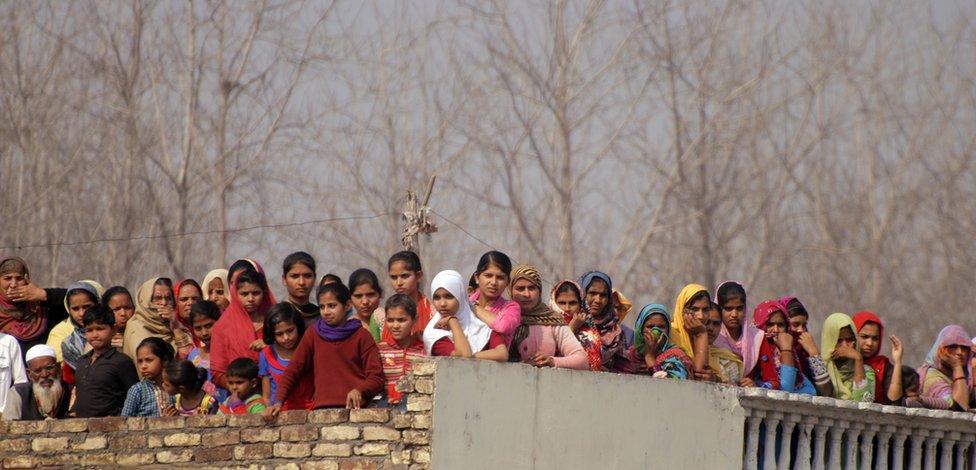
[87,416,126,432]
[339,460,380,470]
[276,410,309,425]
[234,443,274,460]
[109,434,148,450]
[280,424,319,442]
[194,446,235,463]
[202,429,241,446]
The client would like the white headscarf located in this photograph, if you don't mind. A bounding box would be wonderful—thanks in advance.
[201,269,229,301]
[422,270,492,354]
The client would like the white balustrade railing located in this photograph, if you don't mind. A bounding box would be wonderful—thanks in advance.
[739,388,976,470]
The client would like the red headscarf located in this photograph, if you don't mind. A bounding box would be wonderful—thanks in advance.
[209,260,277,387]
[0,257,47,342]
[852,310,889,404]
[753,300,805,390]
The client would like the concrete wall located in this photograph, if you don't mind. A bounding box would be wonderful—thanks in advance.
[431,360,745,470]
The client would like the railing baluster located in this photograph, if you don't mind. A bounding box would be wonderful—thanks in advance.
[795,418,816,470]
[924,435,940,470]
[828,422,844,470]
[764,412,782,470]
[953,439,967,470]
[745,412,763,470]
[876,427,895,470]
[893,432,909,470]
[846,425,863,470]
[942,435,957,470]
[778,418,797,470]
[910,432,926,470]
[813,423,830,470]
[860,427,877,470]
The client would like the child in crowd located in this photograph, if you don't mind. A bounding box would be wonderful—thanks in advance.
[122,337,176,417]
[265,282,384,419]
[260,303,311,410]
[50,281,103,385]
[219,357,267,414]
[74,305,139,417]
[162,359,218,416]
[102,286,135,350]
[349,269,383,340]
[281,252,319,326]
[381,251,432,343]
[187,299,225,401]
[378,294,426,405]
[423,270,508,361]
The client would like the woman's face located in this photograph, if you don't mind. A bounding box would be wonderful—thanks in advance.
[0,271,28,295]
[476,264,509,300]
[765,312,787,335]
[706,307,723,344]
[721,296,745,331]
[432,288,460,317]
[555,290,581,315]
[351,283,381,317]
[585,280,610,315]
[643,314,668,334]
[177,284,202,321]
[236,282,264,315]
[207,278,229,310]
[857,322,881,358]
[511,278,541,312]
[283,264,315,302]
[836,326,856,349]
[151,284,174,308]
[685,296,710,321]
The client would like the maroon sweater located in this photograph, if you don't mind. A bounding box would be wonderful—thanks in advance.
[274,328,385,408]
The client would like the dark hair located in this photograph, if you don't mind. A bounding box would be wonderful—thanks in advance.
[101,286,133,306]
[82,304,115,328]
[554,282,582,302]
[176,279,202,297]
[468,273,478,291]
[475,251,512,278]
[385,293,417,319]
[685,290,711,308]
[349,268,383,298]
[66,287,99,307]
[226,357,259,380]
[786,298,808,318]
[228,259,257,285]
[716,282,746,307]
[263,302,307,345]
[189,300,221,326]
[283,251,316,276]
[387,250,422,272]
[316,281,351,305]
[136,337,175,364]
[319,273,342,286]
[235,269,266,290]
[164,360,208,391]
[901,365,919,390]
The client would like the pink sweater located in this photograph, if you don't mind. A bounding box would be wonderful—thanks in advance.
[469,291,521,346]
[512,324,589,370]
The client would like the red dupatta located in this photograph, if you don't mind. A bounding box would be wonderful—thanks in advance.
[852,310,889,403]
[209,260,277,385]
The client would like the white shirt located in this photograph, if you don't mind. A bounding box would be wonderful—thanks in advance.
[0,334,27,412]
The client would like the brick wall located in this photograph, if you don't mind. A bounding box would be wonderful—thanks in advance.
[0,358,436,469]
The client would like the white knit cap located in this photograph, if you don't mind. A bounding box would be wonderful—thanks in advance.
[25,344,57,363]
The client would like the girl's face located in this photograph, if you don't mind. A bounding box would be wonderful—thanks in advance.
[643,314,668,334]
[721,296,745,331]
[237,282,264,315]
[706,307,723,344]
[161,371,178,396]
[944,344,971,368]
[136,346,165,381]
[177,284,202,321]
[318,292,348,327]
[857,322,881,358]
[68,292,96,325]
[389,261,421,296]
[432,288,460,317]
[836,326,856,348]
[385,307,415,343]
[207,278,229,310]
[107,293,135,330]
[685,296,710,321]
[274,320,300,350]
[151,284,174,307]
[283,264,315,302]
[788,314,808,333]
[584,280,610,315]
[765,312,787,335]
[555,290,581,315]
[351,283,381,316]
[192,315,216,343]
[476,264,509,300]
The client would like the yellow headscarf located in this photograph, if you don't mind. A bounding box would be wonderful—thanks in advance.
[612,290,633,321]
[821,312,859,400]
[671,283,709,359]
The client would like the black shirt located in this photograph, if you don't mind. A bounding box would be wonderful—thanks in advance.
[73,347,138,417]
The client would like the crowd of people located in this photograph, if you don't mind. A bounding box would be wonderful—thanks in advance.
[0,249,973,422]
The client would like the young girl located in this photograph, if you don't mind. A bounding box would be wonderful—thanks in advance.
[550,280,602,371]
[281,252,318,326]
[852,311,904,405]
[916,325,973,410]
[423,270,508,361]
[202,269,230,311]
[123,277,177,360]
[210,265,276,390]
[187,300,224,401]
[102,286,135,350]
[821,312,876,402]
[469,251,521,346]
[378,294,426,405]
[260,303,311,410]
[381,251,432,343]
[349,269,383,340]
[630,304,692,379]
[162,359,218,416]
[122,337,175,417]
[751,300,816,394]
[507,265,587,370]
[51,281,103,385]
[778,296,831,395]
[705,303,744,384]
[265,281,383,419]
[670,283,711,380]
[711,281,762,385]
[172,279,202,359]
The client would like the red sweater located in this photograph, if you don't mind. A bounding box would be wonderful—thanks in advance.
[274,328,385,408]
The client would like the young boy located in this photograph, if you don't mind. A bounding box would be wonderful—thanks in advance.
[377,294,426,404]
[218,357,267,414]
[264,282,383,420]
[73,305,139,417]
[379,251,432,343]
[281,252,318,327]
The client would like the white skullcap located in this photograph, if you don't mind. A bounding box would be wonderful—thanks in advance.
[25,344,57,363]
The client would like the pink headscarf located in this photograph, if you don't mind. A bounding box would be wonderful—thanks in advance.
[712,281,763,376]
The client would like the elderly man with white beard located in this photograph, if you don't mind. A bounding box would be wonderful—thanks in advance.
[2,345,71,420]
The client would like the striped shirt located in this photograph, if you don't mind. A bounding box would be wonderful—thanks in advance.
[377,340,426,404]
